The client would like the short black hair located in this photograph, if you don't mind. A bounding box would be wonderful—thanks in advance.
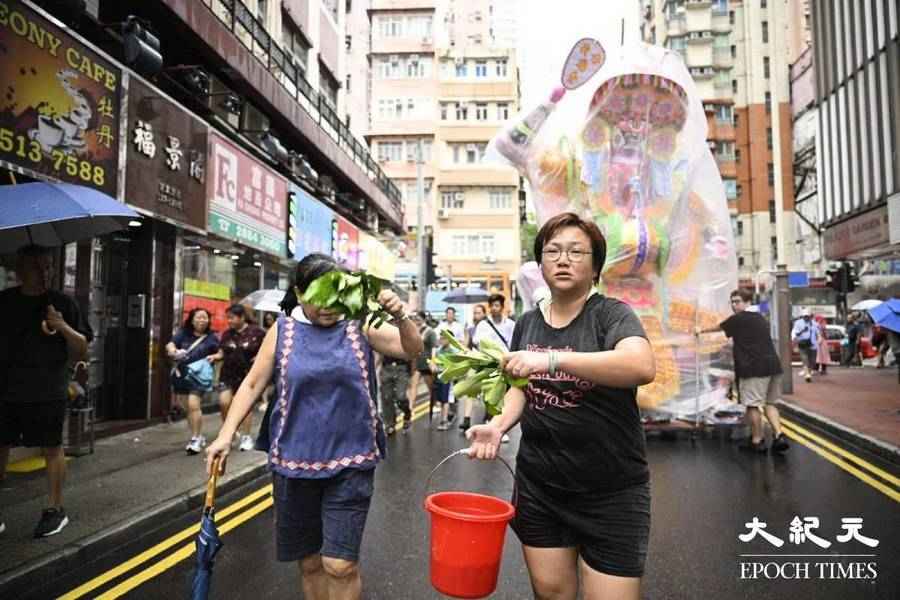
[534,212,607,282]
[445,307,456,314]
[730,288,753,303]
[226,304,246,318]
[183,308,212,332]
[487,294,505,307]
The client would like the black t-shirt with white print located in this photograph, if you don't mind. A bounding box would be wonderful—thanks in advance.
[511,294,649,493]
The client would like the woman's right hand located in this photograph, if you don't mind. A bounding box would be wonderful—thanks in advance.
[205,436,231,476]
[465,423,503,460]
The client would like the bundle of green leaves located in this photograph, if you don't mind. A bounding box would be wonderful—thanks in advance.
[433,330,528,416]
[300,270,393,328]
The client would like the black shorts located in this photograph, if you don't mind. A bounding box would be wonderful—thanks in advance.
[272,468,374,563]
[0,400,67,448]
[511,472,651,578]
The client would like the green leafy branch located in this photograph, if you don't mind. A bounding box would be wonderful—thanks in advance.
[300,270,394,328]
[432,330,528,416]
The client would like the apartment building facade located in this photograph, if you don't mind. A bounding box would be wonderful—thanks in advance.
[643,0,800,287]
[368,0,521,298]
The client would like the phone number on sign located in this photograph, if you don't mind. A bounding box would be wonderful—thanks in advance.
[0,127,106,186]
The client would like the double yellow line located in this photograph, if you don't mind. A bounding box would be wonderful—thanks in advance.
[780,417,900,503]
[60,399,435,599]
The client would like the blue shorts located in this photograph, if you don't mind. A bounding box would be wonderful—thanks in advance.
[272,468,375,563]
[435,381,451,404]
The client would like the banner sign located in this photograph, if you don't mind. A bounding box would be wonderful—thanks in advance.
[0,0,121,195]
[288,183,333,259]
[333,215,359,269]
[208,131,287,256]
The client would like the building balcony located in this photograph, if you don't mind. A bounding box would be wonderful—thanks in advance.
[712,13,730,32]
[371,37,435,55]
[708,121,736,140]
[685,0,713,7]
[438,125,506,142]
[715,156,737,178]
[667,14,687,36]
[713,47,733,68]
[370,0,437,11]
[437,80,519,99]
[157,0,403,229]
[438,168,519,187]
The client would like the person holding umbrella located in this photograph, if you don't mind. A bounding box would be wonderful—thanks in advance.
[205,253,422,600]
[466,213,655,600]
[0,245,92,538]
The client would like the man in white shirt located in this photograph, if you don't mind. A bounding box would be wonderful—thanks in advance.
[436,306,466,342]
[473,294,516,351]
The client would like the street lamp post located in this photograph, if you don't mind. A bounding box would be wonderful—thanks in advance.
[415,139,427,312]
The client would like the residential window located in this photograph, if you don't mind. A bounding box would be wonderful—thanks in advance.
[498,102,510,120]
[735,149,741,163]
[475,60,488,77]
[449,142,487,163]
[767,128,773,150]
[320,65,339,108]
[761,21,768,44]
[282,17,311,77]
[496,59,508,77]
[729,10,735,24]
[761,0,767,7]
[378,15,402,37]
[715,105,733,122]
[763,56,770,78]
[440,102,449,120]
[765,91,771,113]
[768,199,776,223]
[738,256,745,267]
[378,141,403,162]
[455,102,468,120]
[732,79,738,94]
[475,103,488,121]
[767,161,774,184]
[717,141,735,158]
[345,34,352,51]
[442,191,465,209]
[455,61,468,77]
[736,183,743,197]
[734,112,739,127]
[737,220,743,235]
[730,44,736,58]
[489,189,512,209]
[406,139,432,162]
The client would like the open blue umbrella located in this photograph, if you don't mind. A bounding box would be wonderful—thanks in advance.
[0,182,139,253]
[442,285,490,304]
[867,298,900,334]
[191,458,224,599]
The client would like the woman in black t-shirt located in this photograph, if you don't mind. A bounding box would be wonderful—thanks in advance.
[467,213,655,600]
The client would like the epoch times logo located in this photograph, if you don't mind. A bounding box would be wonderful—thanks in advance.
[738,516,879,581]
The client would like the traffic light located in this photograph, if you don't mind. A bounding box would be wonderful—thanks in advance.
[425,233,438,285]
[845,262,858,293]
[826,262,858,294]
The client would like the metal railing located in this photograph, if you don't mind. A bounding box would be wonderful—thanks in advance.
[205,0,403,215]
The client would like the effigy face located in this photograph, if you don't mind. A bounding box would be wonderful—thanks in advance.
[491,40,739,419]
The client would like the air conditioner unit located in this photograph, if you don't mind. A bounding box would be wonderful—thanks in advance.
[454,56,464,66]
[483,255,496,264]
[453,192,465,201]
[438,208,450,219]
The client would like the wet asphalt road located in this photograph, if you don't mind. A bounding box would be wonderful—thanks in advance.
[43,412,899,600]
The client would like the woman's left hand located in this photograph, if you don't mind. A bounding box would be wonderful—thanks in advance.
[502,351,550,378]
[377,289,406,319]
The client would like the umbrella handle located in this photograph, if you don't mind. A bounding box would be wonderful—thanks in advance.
[204,457,221,514]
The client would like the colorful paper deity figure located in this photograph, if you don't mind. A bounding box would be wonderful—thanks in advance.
[492,39,738,415]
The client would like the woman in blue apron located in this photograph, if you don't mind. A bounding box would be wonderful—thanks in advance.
[205,253,423,600]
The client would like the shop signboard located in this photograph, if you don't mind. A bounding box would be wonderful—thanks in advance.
[823,205,890,260]
[358,232,397,281]
[125,75,208,230]
[0,0,121,195]
[208,131,287,256]
[288,183,333,259]
[333,215,359,269]
[183,277,230,332]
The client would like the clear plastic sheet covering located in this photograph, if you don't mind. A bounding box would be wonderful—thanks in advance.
[492,41,738,418]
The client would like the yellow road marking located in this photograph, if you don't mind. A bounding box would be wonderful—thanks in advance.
[58,484,273,600]
[780,428,900,503]
[780,418,900,487]
[63,397,435,598]
[94,497,274,599]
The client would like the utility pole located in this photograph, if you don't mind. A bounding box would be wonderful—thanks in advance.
[416,139,426,312]
[773,266,793,394]
[768,0,787,267]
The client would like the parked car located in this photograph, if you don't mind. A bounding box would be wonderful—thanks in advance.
[791,324,876,363]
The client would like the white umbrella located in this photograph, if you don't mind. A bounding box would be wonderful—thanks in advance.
[852,299,882,311]
[240,289,288,313]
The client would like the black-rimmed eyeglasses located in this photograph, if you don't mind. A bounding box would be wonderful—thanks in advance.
[542,248,592,263]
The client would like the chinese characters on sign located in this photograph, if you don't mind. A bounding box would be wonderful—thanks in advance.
[208,131,287,256]
[124,75,208,230]
[738,516,880,582]
[0,0,121,195]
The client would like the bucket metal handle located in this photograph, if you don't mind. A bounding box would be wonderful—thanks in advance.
[425,448,517,506]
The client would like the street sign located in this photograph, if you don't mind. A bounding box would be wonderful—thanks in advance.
[788,271,809,288]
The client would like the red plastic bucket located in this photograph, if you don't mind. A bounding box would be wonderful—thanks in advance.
[424,450,516,599]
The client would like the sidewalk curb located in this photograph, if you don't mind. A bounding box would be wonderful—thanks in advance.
[776,400,900,468]
[0,459,271,599]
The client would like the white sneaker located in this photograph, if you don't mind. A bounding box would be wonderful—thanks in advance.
[501,434,510,443]
[239,435,254,451]
[186,437,203,455]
